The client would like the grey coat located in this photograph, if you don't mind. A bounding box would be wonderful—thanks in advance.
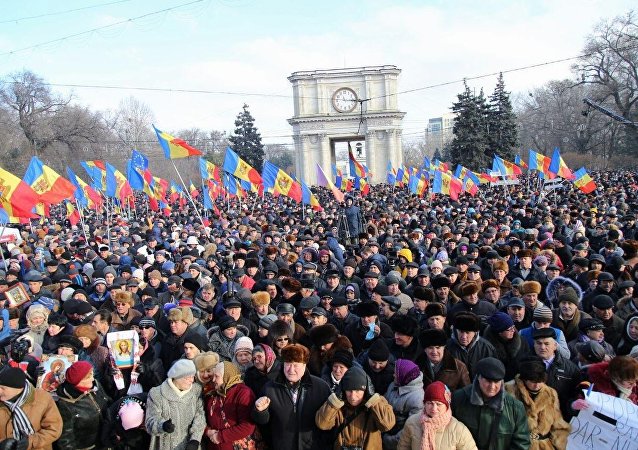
[382,373,424,450]
[146,379,206,450]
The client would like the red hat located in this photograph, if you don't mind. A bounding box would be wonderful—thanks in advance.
[424,381,451,409]
[65,361,93,385]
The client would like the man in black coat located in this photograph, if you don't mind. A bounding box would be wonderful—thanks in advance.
[252,344,331,450]
[343,301,393,356]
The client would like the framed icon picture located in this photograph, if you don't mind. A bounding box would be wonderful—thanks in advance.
[5,283,30,307]
[37,355,77,393]
[107,330,138,369]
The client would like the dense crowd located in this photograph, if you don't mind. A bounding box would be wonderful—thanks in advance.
[1,169,638,450]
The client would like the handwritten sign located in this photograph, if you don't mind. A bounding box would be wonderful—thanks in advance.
[567,391,638,449]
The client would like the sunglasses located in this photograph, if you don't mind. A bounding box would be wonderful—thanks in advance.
[276,337,290,343]
[115,302,129,306]
[139,326,152,330]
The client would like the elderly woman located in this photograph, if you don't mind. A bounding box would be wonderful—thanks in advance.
[316,366,396,450]
[383,359,424,450]
[24,304,49,347]
[204,361,260,449]
[397,381,477,450]
[194,351,221,396]
[244,344,280,396]
[110,291,142,331]
[505,356,571,450]
[146,359,206,450]
[584,355,638,404]
[617,314,638,355]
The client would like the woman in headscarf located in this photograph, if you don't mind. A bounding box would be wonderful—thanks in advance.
[203,361,260,450]
[194,351,220,397]
[24,304,49,347]
[617,314,638,355]
[397,381,477,450]
[505,356,571,450]
[383,359,424,450]
[243,344,280,396]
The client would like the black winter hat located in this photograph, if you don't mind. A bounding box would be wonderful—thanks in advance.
[419,329,448,348]
[0,367,26,388]
[340,366,368,392]
[475,357,506,380]
[453,312,480,332]
[309,324,339,347]
[330,350,354,369]
[390,315,418,336]
[367,339,390,361]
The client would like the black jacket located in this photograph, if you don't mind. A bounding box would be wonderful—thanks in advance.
[244,359,282,397]
[55,381,111,450]
[252,368,331,450]
[344,319,393,356]
[543,350,582,419]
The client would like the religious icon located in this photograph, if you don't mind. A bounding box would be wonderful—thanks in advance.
[37,355,77,393]
[106,330,138,369]
[5,283,29,307]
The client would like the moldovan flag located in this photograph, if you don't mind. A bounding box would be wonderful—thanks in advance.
[300,179,322,211]
[67,167,102,209]
[527,149,555,179]
[262,161,302,202]
[316,164,344,203]
[23,157,75,204]
[153,125,203,159]
[199,158,221,182]
[432,170,462,201]
[548,148,575,180]
[348,144,367,178]
[573,168,597,194]
[223,147,263,185]
[81,160,107,191]
[0,166,39,218]
[66,202,80,226]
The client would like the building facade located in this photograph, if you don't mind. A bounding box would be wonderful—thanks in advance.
[288,65,405,185]
[425,112,456,157]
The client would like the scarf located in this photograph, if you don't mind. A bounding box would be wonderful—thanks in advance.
[612,378,633,400]
[3,382,35,440]
[167,378,192,398]
[216,361,242,397]
[419,405,452,450]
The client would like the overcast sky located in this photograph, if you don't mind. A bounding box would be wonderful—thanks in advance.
[0,0,634,147]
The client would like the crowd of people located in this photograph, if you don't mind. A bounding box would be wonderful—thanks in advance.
[0,169,638,450]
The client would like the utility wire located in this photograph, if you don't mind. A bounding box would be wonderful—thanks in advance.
[0,0,204,57]
[0,0,131,25]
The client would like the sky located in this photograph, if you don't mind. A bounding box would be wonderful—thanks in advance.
[0,0,634,149]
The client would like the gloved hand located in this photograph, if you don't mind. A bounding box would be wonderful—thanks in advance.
[135,363,146,375]
[162,419,175,433]
[107,366,121,377]
[185,440,200,450]
[36,366,46,377]
[15,437,29,450]
[572,399,590,410]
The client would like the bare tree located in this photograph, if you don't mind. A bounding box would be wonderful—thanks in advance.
[573,11,638,154]
[402,138,426,168]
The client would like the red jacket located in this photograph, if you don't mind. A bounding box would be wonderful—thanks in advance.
[588,361,638,404]
[205,383,256,450]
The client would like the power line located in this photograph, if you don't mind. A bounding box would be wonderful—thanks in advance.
[0,0,204,57]
[0,0,132,25]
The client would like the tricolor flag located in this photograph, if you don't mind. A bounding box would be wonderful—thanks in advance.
[548,148,575,180]
[573,168,597,194]
[262,161,302,202]
[223,147,263,185]
[432,170,462,201]
[106,163,133,201]
[0,166,39,218]
[316,164,344,203]
[492,155,522,178]
[387,162,396,184]
[67,167,102,209]
[153,125,203,159]
[515,154,528,170]
[23,157,75,204]
[348,143,367,178]
[299,179,322,211]
[81,160,107,191]
[65,202,80,226]
[527,150,555,179]
[199,158,222,183]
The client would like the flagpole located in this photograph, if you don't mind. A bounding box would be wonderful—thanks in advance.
[0,223,8,270]
[170,160,208,235]
[74,199,90,244]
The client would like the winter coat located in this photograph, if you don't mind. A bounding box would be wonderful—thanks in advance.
[252,368,331,450]
[446,331,496,378]
[551,308,592,343]
[243,359,281,397]
[389,336,422,363]
[520,324,571,359]
[382,374,424,450]
[416,349,471,391]
[161,329,200,369]
[568,334,616,361]
[146,379,206,450]
[451,380,530,450]
[358,352,396,396]
[329,311,359,334]
[204,383,257,450]
[587,361,638,404]
[505,377,571,450]
[616,314,638,355]
[543,350,583,419]
[315,392,396,450]
[397,413,477,450]
[55,381,112,450]
[207,327,245,362]
[0,386,62,450]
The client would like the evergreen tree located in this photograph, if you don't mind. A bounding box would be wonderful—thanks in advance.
[487,73,518,161]
[433,148,443,161]
[449,82,490,171]
[228,104,264,170]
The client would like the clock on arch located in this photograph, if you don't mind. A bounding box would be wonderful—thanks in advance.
[332,87,358,113]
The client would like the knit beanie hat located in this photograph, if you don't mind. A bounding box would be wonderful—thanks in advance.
[487,312,514,333]
[424,381,451,409]
[533,306,553,323]
[367,338,390,362]
[218,315,237,331]
[0,367,26,388]
[193,352,220,372]
[234,336,254,355]
[330,350,354,369]
[340,366,368,392]
[395,359,421,387]
[167,358,196,379]
[558,287,580,306]
[65,361,93,385]
[184,333,207,352]
[119,401,145,430]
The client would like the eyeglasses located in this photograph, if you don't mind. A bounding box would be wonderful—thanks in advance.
[115,302,128,306]
[276,337,290,343]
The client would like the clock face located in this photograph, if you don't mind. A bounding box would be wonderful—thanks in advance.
[332,88,358,113]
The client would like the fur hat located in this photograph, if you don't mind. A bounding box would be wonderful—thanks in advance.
[112,290,134,305]
[280,344,309,364]
[521,281,542,295]
[167,306,194,325]
[453,312,480,332]
[431,276,451,289]
[251,291,270,307]
[309,324,339,347]
[390,315,418,337]
[281,277,301,293]
[492,260,509,273]
[419,328,448,348]
[517,249,533,258]
[193,352,220,371]
[425,302,446,318]
[355,301,379,317]
[460,282,480,297]
[481,279,499,292]
[268,320,293,340]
